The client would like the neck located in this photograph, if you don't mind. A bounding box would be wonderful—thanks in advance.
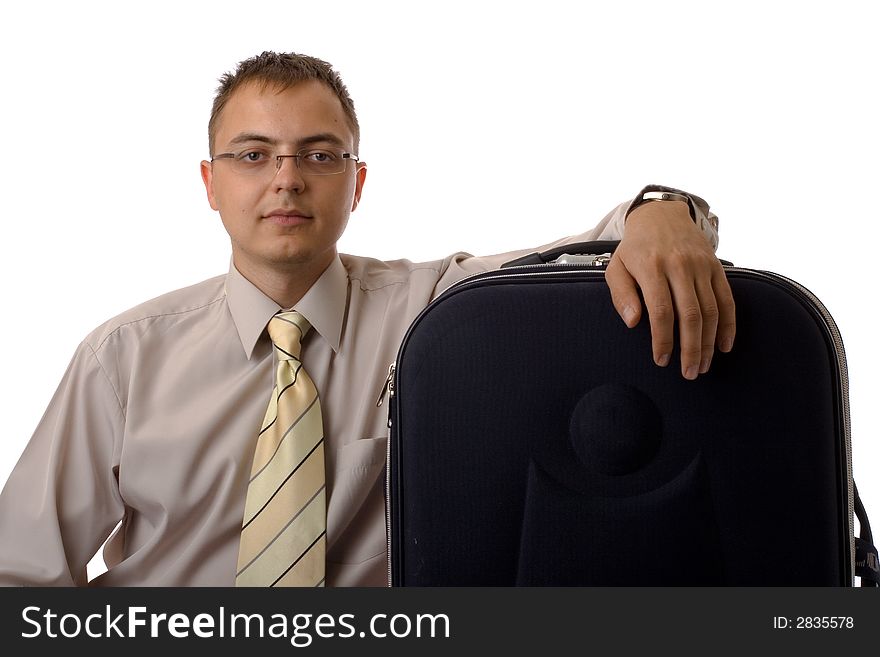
[232,251,334,309]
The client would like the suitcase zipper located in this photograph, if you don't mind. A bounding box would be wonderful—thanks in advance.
[376,362,396,411]
[377,361,396,587]
[379,361,397,586]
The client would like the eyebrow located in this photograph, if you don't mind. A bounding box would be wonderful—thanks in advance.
[298,132,347,149]
[228,132,276,146]
[226,132,348,149]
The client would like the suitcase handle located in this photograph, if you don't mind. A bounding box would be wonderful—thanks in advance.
[501,241,621,268]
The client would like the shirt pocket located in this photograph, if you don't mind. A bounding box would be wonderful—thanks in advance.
[326,436,388,565]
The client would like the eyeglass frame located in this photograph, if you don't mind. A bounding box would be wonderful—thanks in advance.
[210,147,360,176]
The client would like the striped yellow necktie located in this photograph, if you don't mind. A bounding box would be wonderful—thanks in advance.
[235,311,326,587]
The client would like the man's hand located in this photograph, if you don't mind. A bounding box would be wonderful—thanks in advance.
[604,199,735,380]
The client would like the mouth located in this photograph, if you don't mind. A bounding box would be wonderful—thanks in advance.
[263,210,313,226]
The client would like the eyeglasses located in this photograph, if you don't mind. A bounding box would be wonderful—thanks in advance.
[210,147,359,176]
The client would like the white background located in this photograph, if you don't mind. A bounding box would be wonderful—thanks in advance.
[1,0,877,576]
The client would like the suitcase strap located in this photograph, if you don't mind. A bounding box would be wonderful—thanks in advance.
[855,538,879,586]
[854,483,880,586]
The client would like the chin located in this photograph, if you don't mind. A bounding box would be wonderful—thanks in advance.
[272,246,333,270]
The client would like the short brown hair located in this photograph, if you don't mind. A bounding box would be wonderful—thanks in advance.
[208,51,360,156]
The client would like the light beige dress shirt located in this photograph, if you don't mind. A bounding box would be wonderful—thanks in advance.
[0,188,718,586]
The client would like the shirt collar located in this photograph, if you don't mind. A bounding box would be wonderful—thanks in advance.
[225,256,348,359]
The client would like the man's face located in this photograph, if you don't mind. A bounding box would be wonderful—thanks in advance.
[201,80,366,278]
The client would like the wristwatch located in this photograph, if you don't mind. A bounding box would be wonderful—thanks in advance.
[631,190,697,222]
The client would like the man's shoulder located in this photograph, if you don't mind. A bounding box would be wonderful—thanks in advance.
[83,274,228,350]
[340,252,462,292]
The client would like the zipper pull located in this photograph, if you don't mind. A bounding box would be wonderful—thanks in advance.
[376,362,396,407]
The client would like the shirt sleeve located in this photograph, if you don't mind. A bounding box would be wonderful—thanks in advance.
[0,340,126,586]
[431,185,720,296]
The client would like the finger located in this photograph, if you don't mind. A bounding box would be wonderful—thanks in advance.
[695,276,720,374]
[604,257,642,329]
[712,266,736,353]
[636,270,676,369]
[667,273,702,380]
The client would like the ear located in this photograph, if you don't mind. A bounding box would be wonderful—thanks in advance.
[200,160,220,211]
[350,162,367,212]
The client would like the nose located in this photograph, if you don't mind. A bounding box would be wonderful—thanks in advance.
[273,154,305,193]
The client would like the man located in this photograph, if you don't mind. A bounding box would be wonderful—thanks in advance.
[0,52,733,586]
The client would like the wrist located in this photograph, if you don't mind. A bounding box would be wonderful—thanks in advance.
[626,199,692,227]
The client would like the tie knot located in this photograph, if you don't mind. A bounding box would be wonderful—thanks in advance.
[267,311,311,360]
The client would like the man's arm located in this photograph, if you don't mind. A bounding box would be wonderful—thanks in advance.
[0,341,125,585]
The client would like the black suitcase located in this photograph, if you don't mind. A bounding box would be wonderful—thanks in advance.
[384,241,878,586]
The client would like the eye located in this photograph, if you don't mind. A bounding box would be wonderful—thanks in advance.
[303,149,338,164]
[237,150,269,164]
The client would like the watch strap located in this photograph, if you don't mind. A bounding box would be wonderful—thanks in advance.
[637,190,696,221]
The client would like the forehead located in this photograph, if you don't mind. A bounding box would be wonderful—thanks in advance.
[214,79,355,149]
